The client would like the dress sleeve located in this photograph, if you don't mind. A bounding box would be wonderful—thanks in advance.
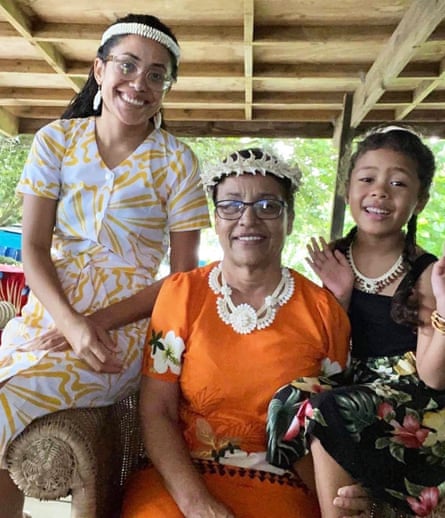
[16,121,65,200]
[165,141,210,232]
[142,272,191,383]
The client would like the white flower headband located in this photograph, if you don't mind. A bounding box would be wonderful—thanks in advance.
[201,149,302,191]
[100,22,181,62]
[367,124,421,138]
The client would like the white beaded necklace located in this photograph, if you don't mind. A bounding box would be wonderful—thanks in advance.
[208,263,295,334]
[346,243,405,294]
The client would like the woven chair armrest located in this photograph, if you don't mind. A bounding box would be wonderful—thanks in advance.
[6,406,110,502]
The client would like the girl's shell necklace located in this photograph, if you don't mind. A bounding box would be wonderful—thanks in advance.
[346,243,405,294]
[208,263,295,334]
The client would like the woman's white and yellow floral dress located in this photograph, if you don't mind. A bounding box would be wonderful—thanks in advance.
[0,117,209,465]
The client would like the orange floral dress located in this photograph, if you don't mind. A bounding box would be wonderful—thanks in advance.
[122,263,350,518]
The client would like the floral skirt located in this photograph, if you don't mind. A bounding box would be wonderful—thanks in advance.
[266,353,445,517]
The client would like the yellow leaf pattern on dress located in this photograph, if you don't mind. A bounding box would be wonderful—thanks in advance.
[0,117,209,465]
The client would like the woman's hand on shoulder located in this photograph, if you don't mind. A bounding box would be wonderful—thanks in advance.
[306,236,354,309]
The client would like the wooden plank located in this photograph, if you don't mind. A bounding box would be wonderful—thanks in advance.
[395,57,445,120]
[334,0,445,143]
[243,0,254,120]
[0,0,81,92]
[0,105,18,136]
[330,93,353,241]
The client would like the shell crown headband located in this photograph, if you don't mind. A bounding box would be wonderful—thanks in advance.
[100,22,181,62]
[201,149,302,190]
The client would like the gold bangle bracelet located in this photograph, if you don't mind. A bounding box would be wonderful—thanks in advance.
[431,310,445,335]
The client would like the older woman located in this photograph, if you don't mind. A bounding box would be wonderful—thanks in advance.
[122,148,352,517]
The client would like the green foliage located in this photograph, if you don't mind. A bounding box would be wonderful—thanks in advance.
[0,135,32,226]
[1,134,445,272]
[184,136,445,274]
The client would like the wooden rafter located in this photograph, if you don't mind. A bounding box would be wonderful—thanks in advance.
[243,0,254,120]
[0,0,83,91]
[334,0,445,143]
[395,56,445,120]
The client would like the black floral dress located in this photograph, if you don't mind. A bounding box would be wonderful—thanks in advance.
[266,254,445,517]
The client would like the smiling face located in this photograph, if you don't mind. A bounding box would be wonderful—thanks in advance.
[94,34,172,131]
[214,174,294,270]
[347,147,426,239]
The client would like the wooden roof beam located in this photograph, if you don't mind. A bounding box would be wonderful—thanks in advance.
[0,106,18,136]
[243,0,254,120]
[0,0,82,92]
[395,56,445,120]
[333,0,445,144]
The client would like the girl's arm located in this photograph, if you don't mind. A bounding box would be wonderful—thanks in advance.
[140,375,235,518]
[415,258,445,390]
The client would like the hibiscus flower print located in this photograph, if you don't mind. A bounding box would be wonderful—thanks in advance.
[390,414,430,449]
[149,329,185,375]
[406,486,440,517]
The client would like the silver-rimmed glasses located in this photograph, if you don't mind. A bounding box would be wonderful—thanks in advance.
[215,199,287,220]
[104,55,174,92]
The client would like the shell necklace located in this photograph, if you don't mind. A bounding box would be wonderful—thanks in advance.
[346,243,405,294]
[208,263,295,334]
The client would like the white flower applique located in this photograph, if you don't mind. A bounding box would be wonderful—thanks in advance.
[150,329,185,375]
[321,357,343,377]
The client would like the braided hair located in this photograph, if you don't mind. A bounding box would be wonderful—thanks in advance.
[335,125,436,327]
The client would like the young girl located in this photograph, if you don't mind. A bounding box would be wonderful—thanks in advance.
[267,125,445,517]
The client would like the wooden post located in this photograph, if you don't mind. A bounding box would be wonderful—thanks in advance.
[330,93,353,241]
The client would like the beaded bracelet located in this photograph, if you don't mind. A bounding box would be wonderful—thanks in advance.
[431,310,445,335]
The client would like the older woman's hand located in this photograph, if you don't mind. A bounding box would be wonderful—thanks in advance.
[333,484,371,518]
[182,494,236,518]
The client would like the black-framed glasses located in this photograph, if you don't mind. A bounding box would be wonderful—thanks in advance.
[215,199,287,220]
[104,55,174,92]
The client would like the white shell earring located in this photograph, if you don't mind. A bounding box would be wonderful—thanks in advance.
[153,111,162,129]
[93,86,102,111]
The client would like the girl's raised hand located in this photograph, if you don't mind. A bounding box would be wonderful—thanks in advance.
[306,236,354,309]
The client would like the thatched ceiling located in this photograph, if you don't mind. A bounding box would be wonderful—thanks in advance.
[1,0,445,139]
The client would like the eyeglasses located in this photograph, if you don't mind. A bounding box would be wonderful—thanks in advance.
[215,199,287,220]
[104,55,174,92]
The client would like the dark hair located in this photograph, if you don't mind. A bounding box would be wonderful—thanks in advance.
[336,124,436,328]
[211,147,296,217]
[61,14,179,120]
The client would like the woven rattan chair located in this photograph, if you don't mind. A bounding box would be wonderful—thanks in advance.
[5,392,146,518]
[6,403,445,518]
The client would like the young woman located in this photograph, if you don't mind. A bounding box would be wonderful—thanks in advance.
[0,14,209,518]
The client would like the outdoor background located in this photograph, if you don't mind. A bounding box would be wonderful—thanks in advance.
[1,133,444,281]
